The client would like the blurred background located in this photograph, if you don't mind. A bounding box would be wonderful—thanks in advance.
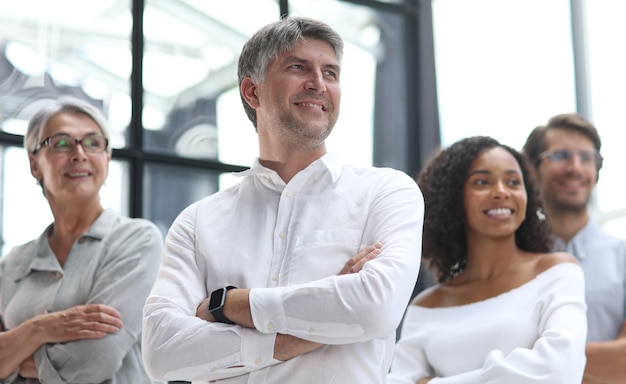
[0,0,624,256]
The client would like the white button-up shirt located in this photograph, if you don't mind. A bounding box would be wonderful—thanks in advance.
[142,153,424,383]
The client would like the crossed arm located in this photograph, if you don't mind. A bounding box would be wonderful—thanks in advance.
[195,242,383,361]
[583,321,626,384]
[0,220,162,382]
[0,304,122,380]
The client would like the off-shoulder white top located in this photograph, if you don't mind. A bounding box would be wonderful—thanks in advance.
[387,263,587,384]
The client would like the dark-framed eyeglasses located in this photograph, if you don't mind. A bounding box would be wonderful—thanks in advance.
[538,148,603,168]
[33,133,109,154]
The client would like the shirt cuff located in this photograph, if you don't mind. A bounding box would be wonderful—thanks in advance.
[249,287,286,333]
[240,327,278,368]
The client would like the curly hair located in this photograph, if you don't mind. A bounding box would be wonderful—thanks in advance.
[417,136,553,282]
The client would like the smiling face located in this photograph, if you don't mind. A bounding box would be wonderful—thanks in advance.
[242,38,341,153]
[29,111,110,206]
[464,147,527,239]
[535,128,597,214]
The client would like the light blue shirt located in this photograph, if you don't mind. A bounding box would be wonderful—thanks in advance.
[553,218,626,342]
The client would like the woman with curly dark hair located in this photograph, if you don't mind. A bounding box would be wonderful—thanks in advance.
[387,136,587,384]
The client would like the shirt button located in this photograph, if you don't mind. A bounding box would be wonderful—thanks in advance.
[210,367,218,372]
[56,272,63,279]
[77,237,86,244]
[271,274,278,282]
[286,191,293,198]
[308,328,316,334]
[254,357,262,366]
[267,322,275,331]
[279,232,286,239]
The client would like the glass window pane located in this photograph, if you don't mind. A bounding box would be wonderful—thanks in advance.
[143,163,222,236]
[0,0,132,149]
[0,145,128,256]
[432,0,576,148]
[1,146,51,255]
[101,160,130,218]
[584,0,626,237]
[142,0,279,164]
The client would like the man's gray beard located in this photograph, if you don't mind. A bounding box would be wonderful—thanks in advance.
[280,116,334,151]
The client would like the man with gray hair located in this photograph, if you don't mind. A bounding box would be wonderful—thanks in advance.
[142,17,423,383]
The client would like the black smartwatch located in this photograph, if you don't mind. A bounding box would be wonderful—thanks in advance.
[208,286,237,324]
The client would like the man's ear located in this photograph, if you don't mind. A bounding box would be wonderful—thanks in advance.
[241,77,260,108]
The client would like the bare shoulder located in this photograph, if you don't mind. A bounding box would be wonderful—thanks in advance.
[534,251,578,275]
[411,284,444,308]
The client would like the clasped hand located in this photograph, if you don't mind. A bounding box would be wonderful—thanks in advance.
[13,304,122,379]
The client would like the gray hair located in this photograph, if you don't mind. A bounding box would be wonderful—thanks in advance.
[237,16,344,129]
[24,96,112,155]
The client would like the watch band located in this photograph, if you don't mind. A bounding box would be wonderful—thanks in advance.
[208,285,237,324]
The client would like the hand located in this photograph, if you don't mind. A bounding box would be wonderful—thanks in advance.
[338,242,382,275]
[18,355,38,379]
[417,377,432,384]
[29,303,123,343]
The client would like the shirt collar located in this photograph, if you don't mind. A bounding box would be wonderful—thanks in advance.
[14,208,117,280]
[83,208,118,240]
[569,218,603,261]
[553,218,599,261]
[232,152,343,184]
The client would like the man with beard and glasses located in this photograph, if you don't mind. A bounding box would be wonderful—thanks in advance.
[523,113,626,384]
[141,16,424,384]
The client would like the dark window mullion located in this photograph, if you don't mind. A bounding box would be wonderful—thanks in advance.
[129,0,145,218]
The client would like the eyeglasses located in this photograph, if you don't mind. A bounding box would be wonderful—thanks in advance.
[538,148,603,167]
[33,133,109,154]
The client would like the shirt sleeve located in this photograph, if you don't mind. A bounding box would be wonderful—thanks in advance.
[419,263,588,384]
[33,220,163,383]
[0,253,20,383]
[142,205,282,382]
[386,308,433,384]
[249,171,423,344]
